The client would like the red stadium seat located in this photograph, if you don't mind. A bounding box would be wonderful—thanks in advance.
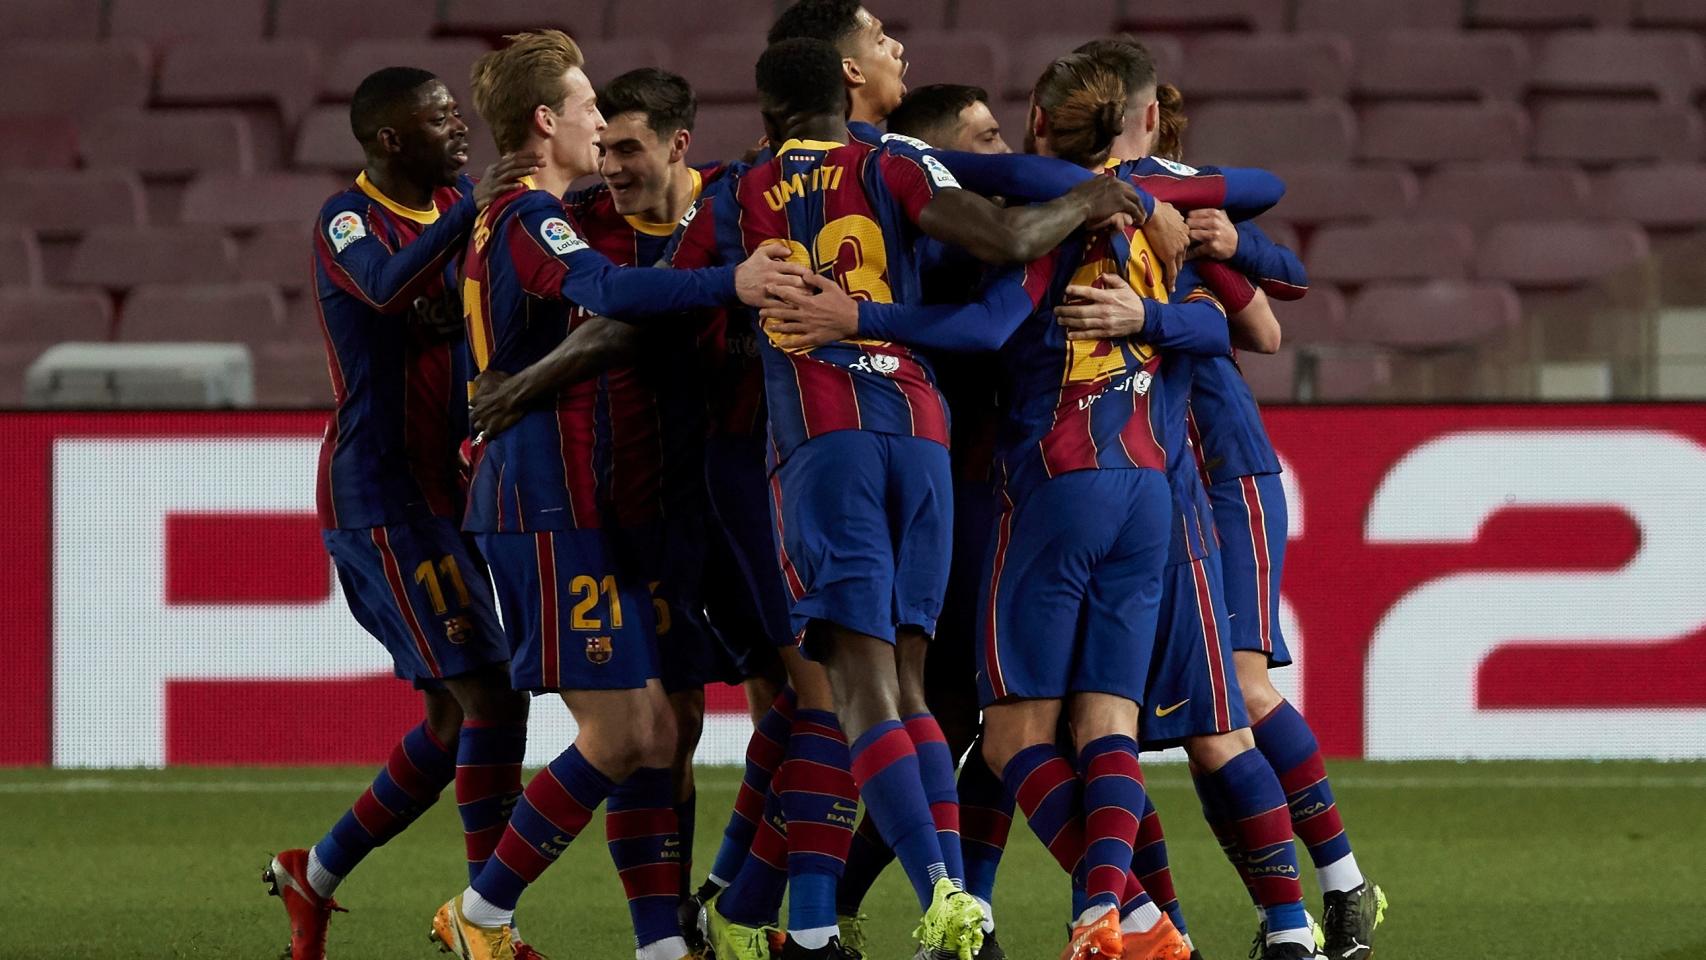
[274,0,436,49]
[1531,31,1706,104]
[1270,164,1418,224]
[1358,102,1529,166]
[1416,163,1593,227]
[0,171,146,238]
[0,117,79,170]
[971,0,1117,36]
[1312,352,1393,400]
[1475,220,1651,287]
[1308,220,1475,284]
[293,106,362,174]
[0,229,44,288]
[68,226,240,290]
[1353,31,1529,101]
[1233,348,1296,402]
[1272,285,1348,344]
[108,0,266,46]
[254,342,333,407]
[892,32,1008,101]
[322,40,490,102]
[0,0,100,40]
[609,0,775,41]
[1349,282,1522,349]
[81,110,255,178]
[1469,0,1634,29]
[0,41,152,119]
[1594,164,1706,228]
[1532,99,1704,165]
[1293,0,1461,36]
[181,173,344,231]
[156,42,321,123]
[118,283,285,346]
[675,33,769,103]
[1116,0,1284,33]
[240,224,312,293]
[0,288,113,344]
[1636,0,1706,26]
[436,0,587,39]
[677,105,766,168]
[1007,34,1183,99]
[577,38,673,77]
[1188,101,1357,166]
[1181,34,1351,100]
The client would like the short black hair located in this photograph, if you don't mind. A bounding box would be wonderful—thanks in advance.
[1074,37,1158,101]
[756,38,847,120]
[349,66,440,143]
[598,67,697,135]
[768,0,863,51]
[887,84,989,144]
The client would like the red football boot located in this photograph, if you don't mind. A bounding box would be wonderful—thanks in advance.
[262,849,345,960]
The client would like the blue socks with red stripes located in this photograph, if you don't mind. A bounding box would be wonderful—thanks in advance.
[780,709,858,944]
[903,713,965,884]
[673,791,696,898]
[1196,748,1310,948]
[1253,700,1364,893]
[605,766,686,952]
[849,719,949,908]
[1000,743,1085,881]
[454,721,526,883]
[310,721,454,896]
[1130,781,1187,936]
[958,744,1013,929]
[1079,735,1144,916]
[717,788,790,927]
[707,688,795,887]
[467,744,615,924]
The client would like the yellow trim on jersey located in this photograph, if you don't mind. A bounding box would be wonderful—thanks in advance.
[623,167,703,236]
[355,171,441,224]
[775,138,845,153]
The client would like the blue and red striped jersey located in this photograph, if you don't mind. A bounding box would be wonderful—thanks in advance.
[729,137,958,468]
[1188,356,1283,485]
[312,172,477,529]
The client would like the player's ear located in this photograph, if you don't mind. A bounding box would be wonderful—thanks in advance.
[1029,101,1047,142]
[375,125,402,156]
[669,128,691,165]
[841,56,865,89]
[1143,98,1160,136]
[532,103,557,140]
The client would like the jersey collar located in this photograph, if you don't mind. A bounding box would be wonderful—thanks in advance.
[775,138,846,153]
[356,171,440,224]
[623,167,702,237]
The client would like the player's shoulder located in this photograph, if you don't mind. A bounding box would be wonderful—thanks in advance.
[1119,156,1205,179]
[436,174,476,207]
[317,184,372,253]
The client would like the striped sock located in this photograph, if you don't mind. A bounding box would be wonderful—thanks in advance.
[903,713,964,884]
[718,787,789,927]
[313,721,454,891]
[471,744,614,913]
[707,688,795,886]
[1000,744,1085,881]
[1079,735,1144,914]
[1200,748,1307,938]
[455,721,526,883]
[957,745,1013,910]
[1129,777,1186,935]
[849,719,947,909]
[605,767,683,949]
[674,791,696,898]
[835,813,893,915]
[1253,700,1363,893]
[780,709,857,936]
[1119,869,1161,932]
[1194,769,1259,907]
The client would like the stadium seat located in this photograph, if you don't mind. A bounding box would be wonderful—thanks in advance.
[1293,0,1461,36]
[436,0,586,39]
[1475,220,1651,287]
[1353,31,1529,101]
[1358,102,1529,166]
[1532,99,1705,165]
[1233,348,1296,402]
[969,0,1117,36]
[1,41,152,119]
[891,32,1008,100]
[1594,164,1706,228]
[1116,0,1284,33]
[609,0,776,41]
[156,42,321,123]
[1349,282,1522,350]
[1312,352,1393,400]
[274,0,436,49]
[1272,285,1348,344]
[67,226,240,290]
[1636,0,1706,27]
[239,224,312,292]
[181,173,344,231]
[577,38,673,76]
[675,33,770,103]
[1308,220,1475,284]
[322,39,490,102]
[1006,35,1183,99]
[0,0,100,40]
[293,107,363,174]
[1181,34,1351,100]
[1253,219,1301,255]
[1188,101,1357,166]
[872,0,951,33]
[1530,31,1706,104]
[1269,164,1418,224]
[1416,163,1593,227]
[0,288,113,344]
[1469,0,1634,28]
[253,342,332,407]
[686,106,767,168]
[0,171,146,238]
[108,0,267,46]
[81,110,255,178]
[118,283,285,346]
[0,229,44,288]
[0,117,79,170]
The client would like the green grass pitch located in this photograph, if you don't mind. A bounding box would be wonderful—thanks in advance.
[6,760,1704,959]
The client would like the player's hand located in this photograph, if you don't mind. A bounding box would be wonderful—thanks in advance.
[1068,176,1141,228]
[474,151,543,208]
[1055,274,1148,340]
[736,240,811,308]
[470,369,525,438]
[1188,208,1238,260]
[1141,201,1188,292]
[760,273,859,350]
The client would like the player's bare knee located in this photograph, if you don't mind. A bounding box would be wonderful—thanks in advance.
[1232,652,1284,722]
[669,690,706,756]
[895,628,931,715]
[422,689,465,747]
[1183,727,1257,773]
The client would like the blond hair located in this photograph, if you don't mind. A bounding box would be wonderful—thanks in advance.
[1154,83,1188,162]
[1032,53,1126,168]
[470,29,585,153]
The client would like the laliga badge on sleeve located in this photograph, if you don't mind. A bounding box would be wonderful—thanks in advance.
[921,155,960,190]
[328,211,366,253]
[540,217,589,255]
[1151,157,1200,177]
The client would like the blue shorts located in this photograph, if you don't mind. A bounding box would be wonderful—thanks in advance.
[1208,473,1291,665]
[701,526,783,682]
[1141,553,1250,749]
[705,433,796,659]
[927,478,1000,707]
[323,520,507,688]
[771,430,952,651]
[976,470,1170,706]
[477,529,659,692]
[627,518,742,694]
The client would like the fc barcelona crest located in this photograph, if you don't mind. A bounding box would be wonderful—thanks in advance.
[585,635,614,665]
[444,615,473,646]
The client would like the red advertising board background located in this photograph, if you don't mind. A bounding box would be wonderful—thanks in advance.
[6,406,1705,767]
